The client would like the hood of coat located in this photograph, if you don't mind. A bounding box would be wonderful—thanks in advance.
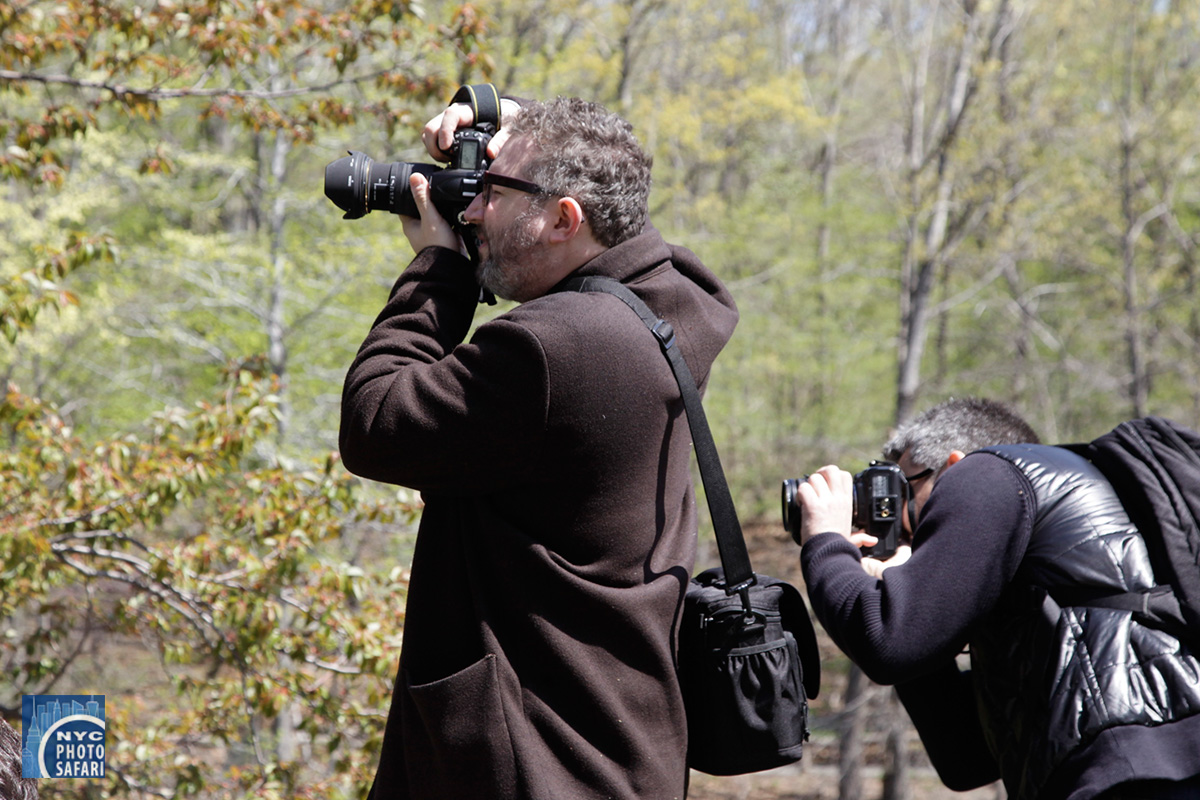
[547,224,739,385]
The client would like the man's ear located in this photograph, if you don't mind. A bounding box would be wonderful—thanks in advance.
[547,197,585,243]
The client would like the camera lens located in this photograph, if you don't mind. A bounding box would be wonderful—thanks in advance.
[781,479,801,536]
[324,151,373,219]
[324,151,441,219]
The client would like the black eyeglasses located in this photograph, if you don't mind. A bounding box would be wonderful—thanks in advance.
[904,467,934,483]
[481,171,548,200]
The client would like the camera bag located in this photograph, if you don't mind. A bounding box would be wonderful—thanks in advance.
[561,275,821,776]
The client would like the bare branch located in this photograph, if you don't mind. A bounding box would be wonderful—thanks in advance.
[0,68,400,101]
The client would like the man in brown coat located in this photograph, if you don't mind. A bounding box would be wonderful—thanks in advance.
[339,96,738,799]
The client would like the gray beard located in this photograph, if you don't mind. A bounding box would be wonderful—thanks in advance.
[474,205,543,301]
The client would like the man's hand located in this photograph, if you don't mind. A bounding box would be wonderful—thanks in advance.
[400,173,461,254]
[796,465,854,546]
[422,99,521,161]
[862,544,912,578]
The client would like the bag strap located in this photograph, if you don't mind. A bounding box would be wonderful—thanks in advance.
[559,275,757,597]
[1045,583,1188,635]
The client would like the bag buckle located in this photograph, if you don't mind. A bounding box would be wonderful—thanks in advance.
[651,319,675,351]
[725,577,759,622]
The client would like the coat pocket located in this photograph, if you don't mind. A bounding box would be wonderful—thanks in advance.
[405,653,518,798]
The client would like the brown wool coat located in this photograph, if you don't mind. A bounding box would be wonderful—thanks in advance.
[340,226,738,800]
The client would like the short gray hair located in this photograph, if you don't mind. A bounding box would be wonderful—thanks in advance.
[505,97,652,248]
[883,397,1039,471]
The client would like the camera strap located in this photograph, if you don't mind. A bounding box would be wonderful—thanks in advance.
[451,84,502,133]
[560,275,757,599]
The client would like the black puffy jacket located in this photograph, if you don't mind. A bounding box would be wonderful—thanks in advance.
[971,444,1200,800]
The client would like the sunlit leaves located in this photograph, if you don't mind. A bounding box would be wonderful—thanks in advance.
[1,366,417,797]
[0,232,114,342]
[0,0,476,185]
[0,1,480,797]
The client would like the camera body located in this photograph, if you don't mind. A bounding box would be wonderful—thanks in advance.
[323,126,494,223]
[781,461,906,559]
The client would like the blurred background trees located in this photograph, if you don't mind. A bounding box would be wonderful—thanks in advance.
[4,0,1200,797]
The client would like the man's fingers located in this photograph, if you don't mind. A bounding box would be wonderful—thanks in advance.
[848,532,879,548]
[409,172,431,213]
[424,98,519,161]
[487,128,512,159]
[437,113,460,155]
[422,104,476,161]
[401,172,462,253]
[806,465,850,494]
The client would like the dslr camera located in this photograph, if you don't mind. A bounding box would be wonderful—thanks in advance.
[323,125,493,224]
[781,461,906,559]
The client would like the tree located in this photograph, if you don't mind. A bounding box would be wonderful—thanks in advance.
[0,0,486,449]
[0,221,422,797]
[1104,1,1200,418]
[9,0,1200,796]
[2,353,417,799]
[1,1,491,796]
[886,0,1025,424]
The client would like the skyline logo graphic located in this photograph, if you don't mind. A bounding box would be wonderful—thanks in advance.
[21,695,106,779]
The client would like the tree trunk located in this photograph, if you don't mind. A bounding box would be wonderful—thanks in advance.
[881,689,911,800]
[839,664,868,800]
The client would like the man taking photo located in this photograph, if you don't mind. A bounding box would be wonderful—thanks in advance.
[339,94,738,799]
[795,397,1200,800]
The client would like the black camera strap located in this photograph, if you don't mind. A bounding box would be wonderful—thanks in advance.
[450,84,502,132]
[560,275,757,598]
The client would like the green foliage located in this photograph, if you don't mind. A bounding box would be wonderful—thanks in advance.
[5,0,1200,795]
[0,0,481,448]
[0,1,467,796]
[0,232,114,343]
[1,364,416,798]
[465,0,1200,496]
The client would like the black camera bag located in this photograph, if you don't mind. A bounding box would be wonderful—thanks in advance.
[561,276,821,776]
[680,568,819,774]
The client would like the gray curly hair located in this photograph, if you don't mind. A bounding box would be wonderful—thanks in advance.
[883,398,1039,472]
[505,97,652,248]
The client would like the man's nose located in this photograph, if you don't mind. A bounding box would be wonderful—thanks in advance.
[463,192,484,224]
